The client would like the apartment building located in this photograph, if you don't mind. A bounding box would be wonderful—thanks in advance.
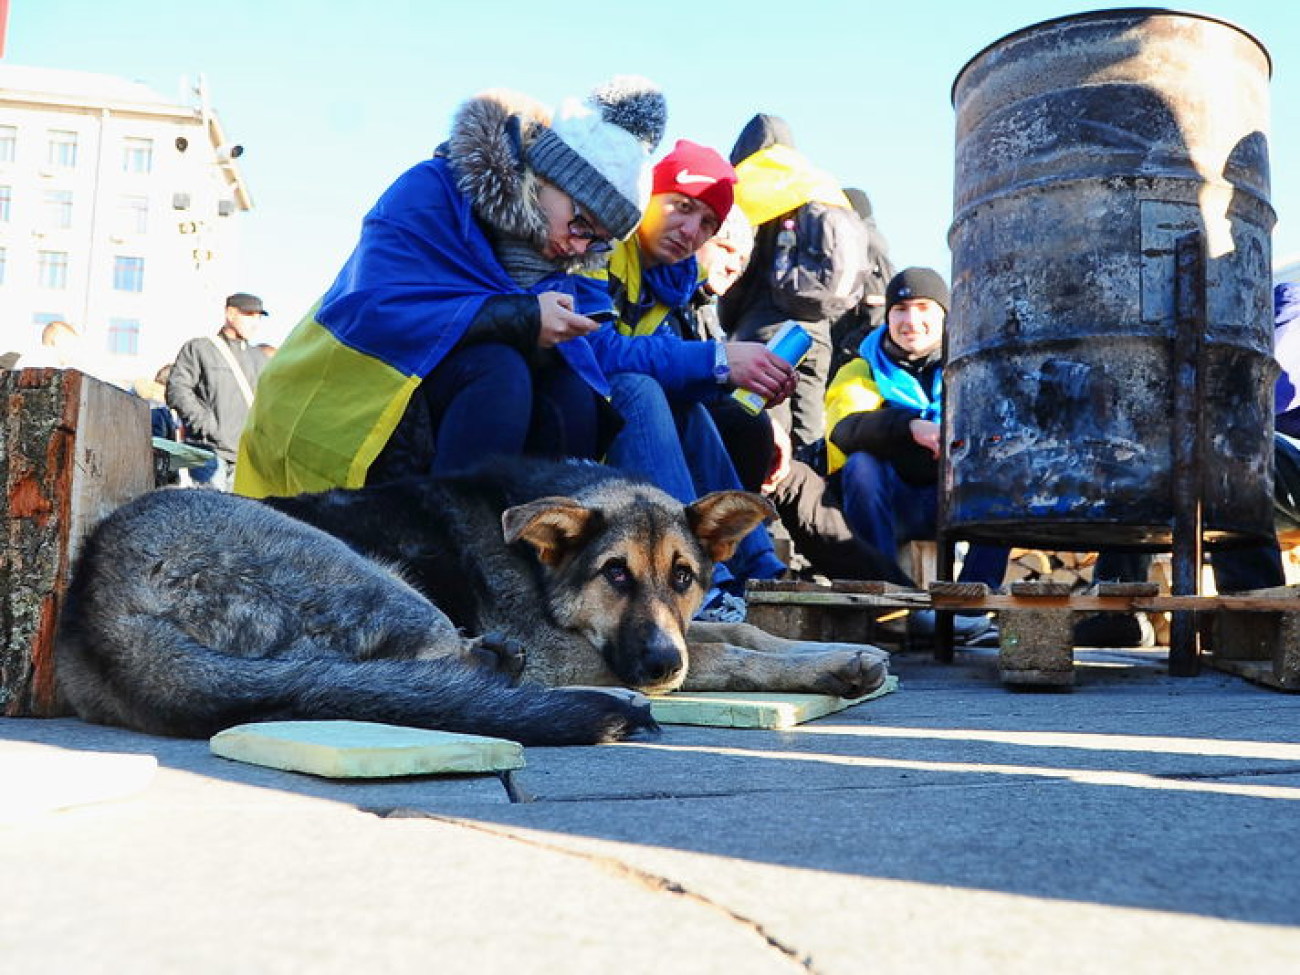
[0,65,251,385]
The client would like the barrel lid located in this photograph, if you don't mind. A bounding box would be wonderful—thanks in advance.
[951,7,1272,105]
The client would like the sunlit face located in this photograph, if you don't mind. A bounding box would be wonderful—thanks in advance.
[224,305,262,342]
[636,192,722,267]
[537,182,613,260]
[697,236,750,296]
[886,298,945,358]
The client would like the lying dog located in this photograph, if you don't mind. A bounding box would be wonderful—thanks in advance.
[56,459,887,744]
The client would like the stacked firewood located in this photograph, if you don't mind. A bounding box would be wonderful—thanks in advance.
[1001,549,1098,589]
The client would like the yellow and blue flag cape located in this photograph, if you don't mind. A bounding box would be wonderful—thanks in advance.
[733,144,851,227]
[235,157,609,498]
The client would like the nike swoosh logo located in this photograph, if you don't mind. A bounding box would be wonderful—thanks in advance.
[675,168,718,185]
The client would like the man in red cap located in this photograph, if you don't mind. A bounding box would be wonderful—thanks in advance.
[584,139,796,620]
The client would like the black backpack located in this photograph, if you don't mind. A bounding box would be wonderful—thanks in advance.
[769,202,872,324]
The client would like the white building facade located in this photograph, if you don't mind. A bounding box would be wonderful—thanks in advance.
[0,65,251,384]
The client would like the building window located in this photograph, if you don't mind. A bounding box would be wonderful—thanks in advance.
[37,251,69,289]
[43,189,73,230]
[122,136,153,174]
[108,318,141,356]
[0,185,10,222]
[47,130,78,168]
[0,126,15,163]
[118,195,149,235]
[113,255,145,292]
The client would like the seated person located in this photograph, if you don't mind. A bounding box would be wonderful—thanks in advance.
[690,207,778,493]
[235,78,666,497]
[825,267,1008,641]
[578,140,797,619]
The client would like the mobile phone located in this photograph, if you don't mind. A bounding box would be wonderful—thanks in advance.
[586,309,616,324]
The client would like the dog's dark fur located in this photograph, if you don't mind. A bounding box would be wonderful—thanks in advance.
[56,459,887,744]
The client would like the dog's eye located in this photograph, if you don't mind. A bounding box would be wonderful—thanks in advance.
[671,565,695,593]
[603,561,634,593]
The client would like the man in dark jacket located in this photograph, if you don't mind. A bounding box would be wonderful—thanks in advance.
[826,267,1006,641]
[721,114,871,452]
[166,292,268,490]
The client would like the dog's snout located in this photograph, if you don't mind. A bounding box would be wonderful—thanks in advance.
[642,641,683,685]
[616,619,685,691]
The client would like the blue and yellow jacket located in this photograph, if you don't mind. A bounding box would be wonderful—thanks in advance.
[824,329,942,484]
[576,237,719,401]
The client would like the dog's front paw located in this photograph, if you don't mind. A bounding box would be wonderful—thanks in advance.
[465,632,526,682]
[809,649,889,699]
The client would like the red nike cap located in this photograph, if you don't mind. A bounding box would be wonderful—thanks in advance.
[651,139,737,223]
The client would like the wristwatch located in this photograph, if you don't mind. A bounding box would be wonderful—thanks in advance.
[712,342,730,384]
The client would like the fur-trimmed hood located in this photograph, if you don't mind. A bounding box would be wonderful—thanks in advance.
[445,88,552,250]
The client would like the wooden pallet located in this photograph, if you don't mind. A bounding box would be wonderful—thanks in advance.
[746,579,1300,691]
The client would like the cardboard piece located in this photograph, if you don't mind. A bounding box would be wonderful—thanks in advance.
[210,720,525,778]
[650,675,900,729]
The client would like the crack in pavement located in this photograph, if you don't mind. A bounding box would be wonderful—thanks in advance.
[376,809,817,972]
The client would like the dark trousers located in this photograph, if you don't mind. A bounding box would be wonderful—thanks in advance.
[706,395,776,493]
[368,343,602,483]
[838,450,1009,589]
[766,460,912,584]
[1092,433,1300,591]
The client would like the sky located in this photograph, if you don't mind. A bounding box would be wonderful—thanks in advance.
[5,0,1298,342]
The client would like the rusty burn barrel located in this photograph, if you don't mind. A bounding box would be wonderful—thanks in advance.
[944,8,1275,549]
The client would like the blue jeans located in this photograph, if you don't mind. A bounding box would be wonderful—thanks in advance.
[605,373,786,587]
[839,450,1008,588]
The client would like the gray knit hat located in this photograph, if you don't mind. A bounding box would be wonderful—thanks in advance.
[527,76,667,240]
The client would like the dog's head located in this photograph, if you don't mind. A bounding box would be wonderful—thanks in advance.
[502,485,774,693]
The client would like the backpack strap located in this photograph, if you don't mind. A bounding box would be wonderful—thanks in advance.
[208,336,256,407]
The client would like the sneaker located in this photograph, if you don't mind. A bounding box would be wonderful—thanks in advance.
[694,588,748,623]
[1072,612,1156,648]
[904,611,993,650]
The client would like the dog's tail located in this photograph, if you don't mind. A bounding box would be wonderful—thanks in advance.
[57,643,657,745]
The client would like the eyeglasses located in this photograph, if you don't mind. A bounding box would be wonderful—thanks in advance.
[569,199,613,254]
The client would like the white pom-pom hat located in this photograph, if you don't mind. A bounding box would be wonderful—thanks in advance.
[527,76,667,239]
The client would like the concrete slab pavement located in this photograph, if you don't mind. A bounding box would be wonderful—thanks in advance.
[2,646,1299,973]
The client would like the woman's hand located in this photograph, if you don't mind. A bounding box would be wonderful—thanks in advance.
[537,292,602,348]
[725,342,797,406]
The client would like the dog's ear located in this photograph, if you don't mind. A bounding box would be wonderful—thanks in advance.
[502,496,598,566]
[685,491,776,564]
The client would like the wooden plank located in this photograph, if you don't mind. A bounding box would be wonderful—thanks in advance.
[929,580,991,599]
[744,589,928,609]
[929,593,1300,613]
[650,677,900,729]
[1009,581,1074,597]
[210,721,526,777]
[746,579,913,595]
[1,368,154,716]
[1095,581,1162,597]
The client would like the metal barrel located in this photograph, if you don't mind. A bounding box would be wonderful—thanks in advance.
[944,8,1276,549]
